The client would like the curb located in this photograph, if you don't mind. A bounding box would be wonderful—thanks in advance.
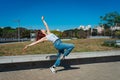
[0,51,120,72]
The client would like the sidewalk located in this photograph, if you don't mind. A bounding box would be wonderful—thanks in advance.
[0,50,120,72]
[0,50,120,64]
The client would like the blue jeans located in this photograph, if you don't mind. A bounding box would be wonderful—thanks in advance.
[53,39,75,67]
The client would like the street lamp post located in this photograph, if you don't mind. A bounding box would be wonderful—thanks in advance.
[18,20,20,41]
[14,20,20,42]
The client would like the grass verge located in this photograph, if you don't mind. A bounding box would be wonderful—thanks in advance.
[0,39,119,56]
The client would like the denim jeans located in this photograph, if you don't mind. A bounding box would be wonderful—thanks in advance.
[53,39,75,67]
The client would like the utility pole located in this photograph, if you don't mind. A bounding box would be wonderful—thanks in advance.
[14,20,20,42]
[18,20,20,41]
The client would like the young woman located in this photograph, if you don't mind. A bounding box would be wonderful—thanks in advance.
[23,16,75,73]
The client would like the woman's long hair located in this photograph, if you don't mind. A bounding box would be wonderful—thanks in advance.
[36,30,46,41]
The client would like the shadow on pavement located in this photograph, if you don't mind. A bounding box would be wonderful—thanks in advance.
[57,65,80,73]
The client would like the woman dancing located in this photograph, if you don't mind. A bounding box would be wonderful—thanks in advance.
[23,16,74,73]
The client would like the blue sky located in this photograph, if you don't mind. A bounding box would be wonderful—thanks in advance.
[0,0,120,31]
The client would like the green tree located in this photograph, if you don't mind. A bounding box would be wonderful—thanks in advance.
[0,28,3,37]
[51,30,63,38]
[100,11,120,28]
[20,28,30,38]
[2,26,17,38]
[92,29,97,36]
[100,11,120,36]
[63,29,73,38]
[63,29,87,39]
[115,30,120,38]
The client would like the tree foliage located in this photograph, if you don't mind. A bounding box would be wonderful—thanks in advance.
[115,30,120,38]
[63,29,87,39]
[51,30,62,38]
[99,11,120,37]
[100,11,120,28]
[0,26,30,39]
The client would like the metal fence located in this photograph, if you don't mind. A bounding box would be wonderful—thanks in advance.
[0,38,30,43]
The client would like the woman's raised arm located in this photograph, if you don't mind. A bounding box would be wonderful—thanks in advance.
[41,16,51,34]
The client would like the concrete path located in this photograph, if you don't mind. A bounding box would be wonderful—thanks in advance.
[0,50,120,64]
[0,61,120,80]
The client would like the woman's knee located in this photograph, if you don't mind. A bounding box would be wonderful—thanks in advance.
[70,44,75,49]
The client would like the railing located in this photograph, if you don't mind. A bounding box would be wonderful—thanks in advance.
[0,38,30,43]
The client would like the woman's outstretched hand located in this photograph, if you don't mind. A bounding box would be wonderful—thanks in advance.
[23,45,29,51]
[41,16,44,20]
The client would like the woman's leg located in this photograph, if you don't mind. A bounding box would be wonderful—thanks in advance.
[59,43,75,57]
[53,50,64,67]
[50,43,74,73]
[53,43,74,67]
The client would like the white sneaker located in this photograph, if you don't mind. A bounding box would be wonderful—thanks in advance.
[50,67,56,73]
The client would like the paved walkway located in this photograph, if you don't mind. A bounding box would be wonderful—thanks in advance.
[0,61,120,80]
[0,50,120,64]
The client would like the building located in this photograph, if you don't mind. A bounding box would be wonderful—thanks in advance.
[78,25,91,30]
[94,26,104,34]
[110,26,120,31]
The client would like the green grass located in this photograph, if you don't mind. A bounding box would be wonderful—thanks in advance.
[0,39,120,56]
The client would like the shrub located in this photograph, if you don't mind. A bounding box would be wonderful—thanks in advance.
[103,40,115,47]
[115,30,120,39]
